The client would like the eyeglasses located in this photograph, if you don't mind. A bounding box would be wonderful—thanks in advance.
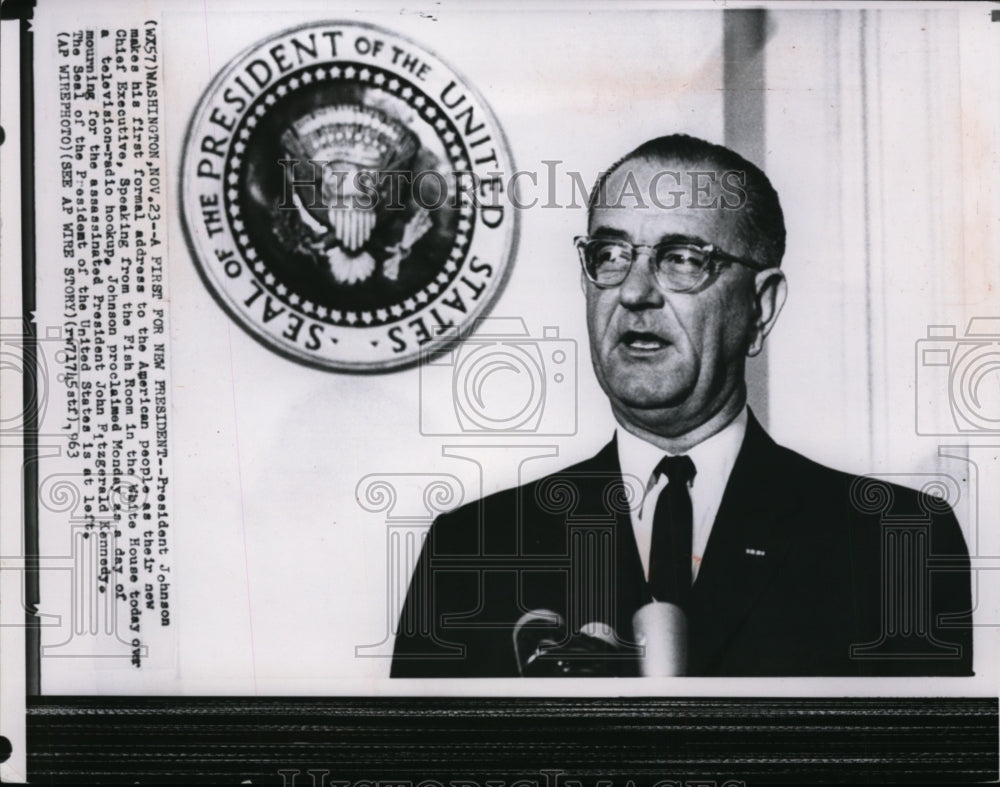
[575,236,770,293]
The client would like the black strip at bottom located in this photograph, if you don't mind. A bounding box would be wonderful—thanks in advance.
[26,696,998,785]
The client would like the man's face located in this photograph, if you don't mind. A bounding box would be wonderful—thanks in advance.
[584,156,773,437]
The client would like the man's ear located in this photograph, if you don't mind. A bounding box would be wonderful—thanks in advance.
[747,267,787,357]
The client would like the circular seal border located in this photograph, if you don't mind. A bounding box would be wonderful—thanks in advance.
[222,62,478,329]
[179,21,520,373]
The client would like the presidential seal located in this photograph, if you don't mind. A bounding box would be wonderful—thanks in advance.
[181,22,517,371]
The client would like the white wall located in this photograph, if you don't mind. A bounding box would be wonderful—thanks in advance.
[764,8,1000,676]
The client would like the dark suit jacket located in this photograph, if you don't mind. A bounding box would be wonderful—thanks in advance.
[391,413,973,677]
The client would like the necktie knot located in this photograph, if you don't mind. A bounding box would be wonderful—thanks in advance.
[656,454,696,487]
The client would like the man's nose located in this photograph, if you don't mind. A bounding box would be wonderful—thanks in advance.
[618,249,665,308]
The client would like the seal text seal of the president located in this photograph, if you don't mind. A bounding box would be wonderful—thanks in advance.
[181,22,517,371]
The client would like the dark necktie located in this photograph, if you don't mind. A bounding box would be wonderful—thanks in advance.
[648,455,697,611]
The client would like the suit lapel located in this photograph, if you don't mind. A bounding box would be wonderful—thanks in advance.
[556,438,649,650]
[687,411,800,673]
[557,416,802,675]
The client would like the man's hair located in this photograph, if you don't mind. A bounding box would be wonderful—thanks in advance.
[588,134,786,268]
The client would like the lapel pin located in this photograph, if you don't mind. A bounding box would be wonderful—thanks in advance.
[745,548,766,557]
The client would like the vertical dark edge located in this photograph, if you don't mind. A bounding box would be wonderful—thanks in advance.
[723,9,769,428]
[16,0,40,697]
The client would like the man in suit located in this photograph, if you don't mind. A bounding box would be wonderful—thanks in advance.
[391,134,973,677]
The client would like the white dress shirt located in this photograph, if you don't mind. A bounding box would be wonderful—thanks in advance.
[615,407,748,583]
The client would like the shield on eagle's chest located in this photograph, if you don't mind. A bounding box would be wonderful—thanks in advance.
[281,105,419,254]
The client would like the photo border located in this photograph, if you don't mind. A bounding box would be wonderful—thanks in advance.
[3,1,998,783]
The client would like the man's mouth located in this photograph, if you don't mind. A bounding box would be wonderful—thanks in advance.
[619,330,671,352]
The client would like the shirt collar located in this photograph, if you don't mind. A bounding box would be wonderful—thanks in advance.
[616,406,748,491]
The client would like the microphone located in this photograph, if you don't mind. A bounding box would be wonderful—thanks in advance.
[513,609,565,676]
[631,602,687,676]
[513,610,623,676]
